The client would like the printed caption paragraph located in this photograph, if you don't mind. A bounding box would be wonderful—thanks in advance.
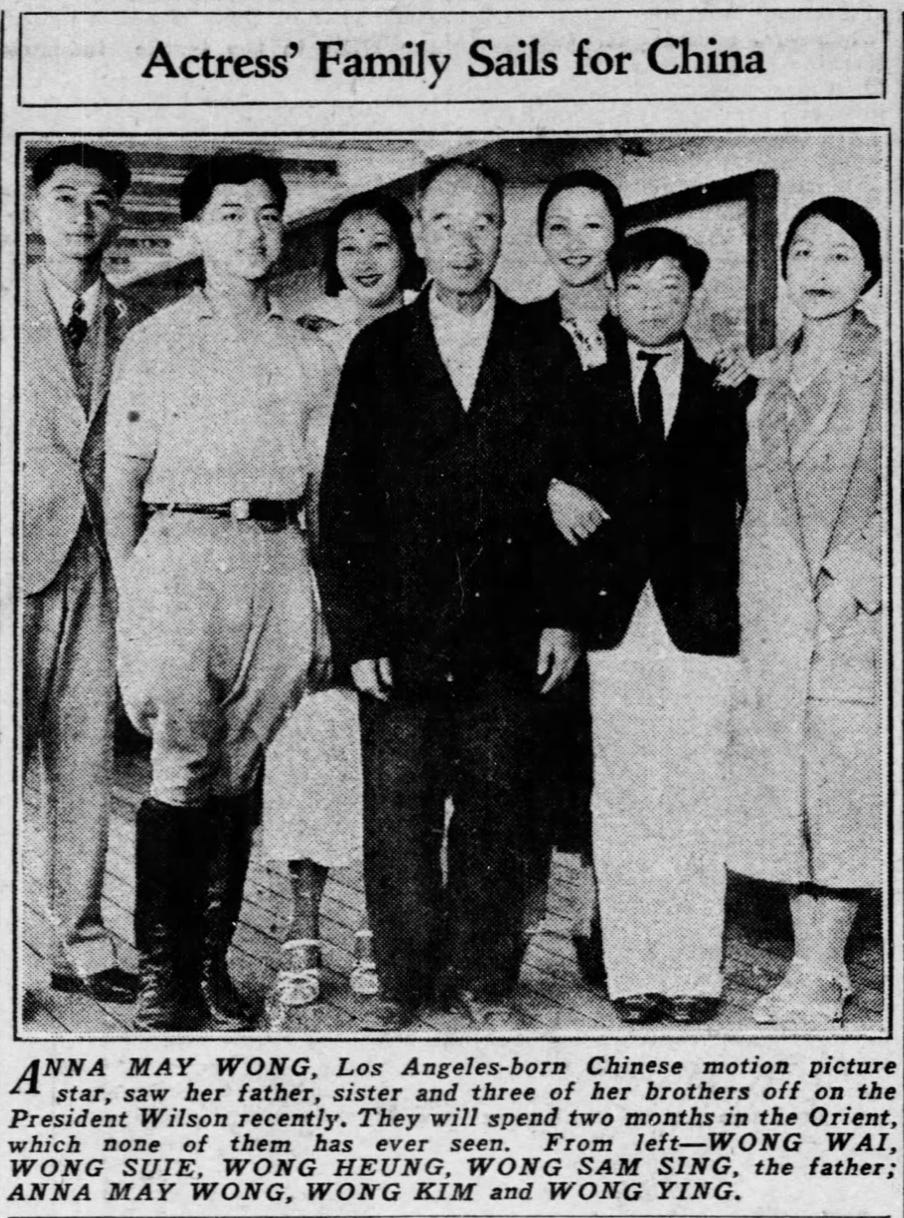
[6,1048,900,1206]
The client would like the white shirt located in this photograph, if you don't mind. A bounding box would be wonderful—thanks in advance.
[627,338,684,436]
[428,283,495,411]
[41,266,102,328]
[108,288,338,504]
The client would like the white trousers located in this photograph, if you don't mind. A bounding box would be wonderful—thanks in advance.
[589,588,735,1000]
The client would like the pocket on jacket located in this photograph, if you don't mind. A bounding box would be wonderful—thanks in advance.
[809,610,879,704]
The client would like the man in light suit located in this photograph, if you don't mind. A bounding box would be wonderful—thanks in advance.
[320,161,583,1030]
[21,143,144,1002]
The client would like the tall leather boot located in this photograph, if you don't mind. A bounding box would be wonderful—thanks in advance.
[199,786,258,1031]
[133,798,209,1032]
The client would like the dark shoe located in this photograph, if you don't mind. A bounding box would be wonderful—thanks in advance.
[51,966,138,1004]
[133,970,209,1033]
[133,798,209,1032]
[611,993,667,1025]
[572,915,606,987]
[200,789,258,1032]
[668,995,721,1025]
[359,998,418,1032]
[201,960,255,1032]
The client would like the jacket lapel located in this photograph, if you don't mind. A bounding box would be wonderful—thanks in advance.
[87,281,130,421]
[411,283,509,419]
[795,314,880,573]
[666,337,709,445]
[25,264,87,452]
[757,345,812,581]
[598,324,639,435]
[404,290,465,436]
[469,289,516,418]
[757,313,881,583]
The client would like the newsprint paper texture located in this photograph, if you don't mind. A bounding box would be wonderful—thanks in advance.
[0,2,901,1218]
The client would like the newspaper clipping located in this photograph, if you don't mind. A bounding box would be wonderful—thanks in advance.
[1,2,900,1217]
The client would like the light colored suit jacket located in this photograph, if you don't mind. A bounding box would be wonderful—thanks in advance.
[20,264,147,596]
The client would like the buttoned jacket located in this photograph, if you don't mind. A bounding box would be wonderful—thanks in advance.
[559,322,751,655]
[20,264,148,595]
[319,286,583,684]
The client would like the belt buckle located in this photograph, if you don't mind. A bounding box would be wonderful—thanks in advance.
[230,499,251,521]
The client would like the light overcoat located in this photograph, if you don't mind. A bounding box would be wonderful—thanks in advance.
[729,311,883,887]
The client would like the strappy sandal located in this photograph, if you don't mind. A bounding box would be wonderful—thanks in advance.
[271,939,322,1007]
[350,929,381,996]
[753,959,852,1027]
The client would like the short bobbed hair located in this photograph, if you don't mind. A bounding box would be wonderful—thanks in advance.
[32,142,131,199]
[536,169,624,244]
[179,152,287,223]
[322,191,425,297]
[607,225,709,292]
[781,196,881,294]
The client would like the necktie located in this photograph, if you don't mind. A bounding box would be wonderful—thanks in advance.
[65,296,88,352]
[637,351,665,448]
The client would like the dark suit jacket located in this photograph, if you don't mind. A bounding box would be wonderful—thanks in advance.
[563,324,751,656]
[520,292,624,359]
[319,287,583,685]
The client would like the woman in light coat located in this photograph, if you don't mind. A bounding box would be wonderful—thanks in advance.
[730,196,883,1026]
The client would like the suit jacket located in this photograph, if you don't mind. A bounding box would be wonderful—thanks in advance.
[520,292,623,368]
[319,286,583,685]
[21,264,149,596]
[563,324,751,655]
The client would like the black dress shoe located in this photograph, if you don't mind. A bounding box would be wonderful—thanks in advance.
[668,995,721,1025]
[572,917,606,987]
[611,993,667,1025]
[51,967,139,1004]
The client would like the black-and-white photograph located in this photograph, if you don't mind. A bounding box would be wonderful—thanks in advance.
[16,130,887,1038]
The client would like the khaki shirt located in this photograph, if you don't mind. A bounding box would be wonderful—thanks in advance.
[107,288,338,503]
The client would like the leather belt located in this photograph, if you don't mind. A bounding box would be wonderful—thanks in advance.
[150,499,302,532]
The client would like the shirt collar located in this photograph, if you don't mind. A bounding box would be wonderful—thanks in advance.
[41,266,102,324]
[191,285,284,320]
[628,336,683,363]
[429,280,495,326]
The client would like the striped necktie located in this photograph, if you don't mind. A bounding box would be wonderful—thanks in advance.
[65,296,88,352]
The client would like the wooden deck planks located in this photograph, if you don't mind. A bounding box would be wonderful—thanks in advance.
[19,748,885,1037]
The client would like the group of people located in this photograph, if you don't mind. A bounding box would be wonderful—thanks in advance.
[21,140,883,1034]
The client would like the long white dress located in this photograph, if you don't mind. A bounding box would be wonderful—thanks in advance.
[262,301,364,867]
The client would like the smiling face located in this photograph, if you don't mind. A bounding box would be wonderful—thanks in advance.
[612,256,694,349]
[189,178,283,284]
[416,167,502,305]
[336,210,405,309]
[784,213,870,321]
[34,164,119,264]
[541,185,616,289]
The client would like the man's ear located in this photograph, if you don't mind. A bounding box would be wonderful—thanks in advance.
[105,200,126,245]
[27,189,43,239]
[182,219,201,256]
[412,216,426,261]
